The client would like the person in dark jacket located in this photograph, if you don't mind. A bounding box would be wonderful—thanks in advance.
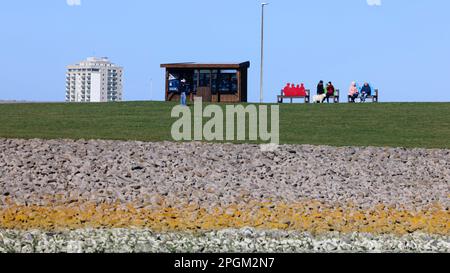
[325,82,335,103]
[360,82,372,103]
[179,78,188,106]
[317,81,325,95]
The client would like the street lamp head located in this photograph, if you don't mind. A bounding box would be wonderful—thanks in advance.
[262,3,269,6]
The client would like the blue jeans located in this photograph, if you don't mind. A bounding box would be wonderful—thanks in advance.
[181,92,187,106]
[361,92,367,102]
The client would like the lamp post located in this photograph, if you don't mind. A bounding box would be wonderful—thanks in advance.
[260,3,269,104]
[150,78,153,100]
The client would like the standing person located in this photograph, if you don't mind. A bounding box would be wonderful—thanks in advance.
[317,81,325,96]
[360,82,372,103]
[316,80,325,103]
[179,78,188,106]
[325,82,335,103]
[348,82,359,103]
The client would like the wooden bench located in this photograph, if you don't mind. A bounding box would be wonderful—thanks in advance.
[278,89,310,103]
[348,89,379,103]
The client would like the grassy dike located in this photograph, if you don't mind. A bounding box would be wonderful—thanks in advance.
[0,101,449,148]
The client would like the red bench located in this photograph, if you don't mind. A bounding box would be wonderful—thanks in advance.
[277,83,310,103]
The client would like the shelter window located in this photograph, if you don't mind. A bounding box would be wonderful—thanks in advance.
[199,70,211,87]
[217,70,238,94]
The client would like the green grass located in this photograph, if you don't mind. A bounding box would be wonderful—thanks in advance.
[0,101,449,149]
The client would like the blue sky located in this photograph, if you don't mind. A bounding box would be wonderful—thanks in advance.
[0,0,449,102]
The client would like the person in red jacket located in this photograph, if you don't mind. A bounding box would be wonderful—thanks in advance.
[325,82,335,103]
[299,83,306,96]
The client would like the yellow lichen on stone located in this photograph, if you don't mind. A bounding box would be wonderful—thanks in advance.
[0,200,448,235]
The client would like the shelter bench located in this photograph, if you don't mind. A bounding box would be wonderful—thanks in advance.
[348,89,379,103]
[277,83,310,103]
[278,93,311,103]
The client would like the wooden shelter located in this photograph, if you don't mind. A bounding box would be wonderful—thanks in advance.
[160,62,250,103]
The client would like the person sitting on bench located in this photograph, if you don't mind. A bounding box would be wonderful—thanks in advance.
[325,82,335,103]
[360,82,372,103]
[348,82,359,103]
[298,83,306,96]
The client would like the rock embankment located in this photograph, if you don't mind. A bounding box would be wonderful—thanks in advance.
[1,229,448,253]
[1,139,449,210]
[0,138,448,253]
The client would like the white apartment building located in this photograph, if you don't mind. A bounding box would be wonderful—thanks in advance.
[66,57,123,102]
